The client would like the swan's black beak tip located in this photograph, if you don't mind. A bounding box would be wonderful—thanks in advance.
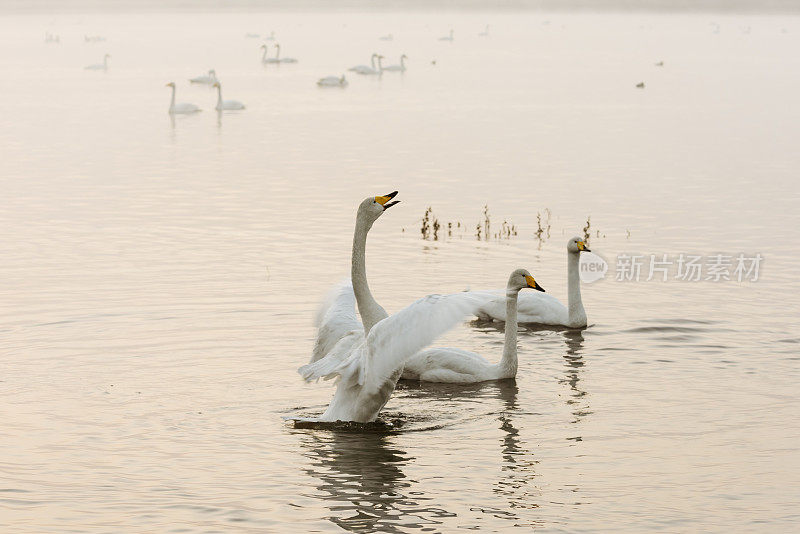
[534,284,545,292]
[383,200,400,210]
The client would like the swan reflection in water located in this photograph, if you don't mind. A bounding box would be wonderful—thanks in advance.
[298,380,545,531]
[560,329,591,425]
[297,430,455,532]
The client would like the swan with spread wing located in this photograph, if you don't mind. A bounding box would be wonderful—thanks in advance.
[301,192,495,422]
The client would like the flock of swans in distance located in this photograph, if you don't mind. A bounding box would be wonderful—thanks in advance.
[300,191,592,423]
[74,27,489,114]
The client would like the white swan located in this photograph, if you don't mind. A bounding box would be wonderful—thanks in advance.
[300,193,494,422]
[349,53,378,74]
[401,270,544,383]
[382,54,407,72]
[438,29,454,42]
[274,44,298,63]
[317,75,348,87]
[478,25,490,37]
[265,31,276,41]
[378,34,393,41]
[84,54,110,70]
[356,55,383,75]
[189,69,217,84]
[476,237,590,327]
[260,45,279,64]
[165,82,201,114]
[212,81,245,111]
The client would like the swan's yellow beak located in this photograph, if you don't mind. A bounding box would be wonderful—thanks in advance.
[525,275,545,292]
[577,240,590,252]
[375,191,400,210]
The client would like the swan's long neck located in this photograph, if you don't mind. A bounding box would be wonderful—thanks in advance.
[261,47,267,61]
[370,55,376,69]
[216,85,222,106]
[377,56,383,73]
[499,288,520,375]
[275,45,281,59]
[567,252,586,326]
[169,85,176,108]
[352,213,388,334]
[400,56,405,68]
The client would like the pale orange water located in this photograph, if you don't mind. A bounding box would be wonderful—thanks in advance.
[1,9,799,533]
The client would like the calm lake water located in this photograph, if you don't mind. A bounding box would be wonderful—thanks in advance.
[2,8,799,533]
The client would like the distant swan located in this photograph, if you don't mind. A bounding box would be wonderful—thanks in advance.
[189,69,217,84]
[275,43,298,63]
[478,25,489,37]
[402,269,544,383]
[378,34,393,41]
[260,45,279,64]
[165,82,201,114]
[84,54,110,70]
[382,54,407,72]
[349,53,378,74]
[212,81,245,110]
[317,75,348,87]
[300,193,494,422]
[438,29,454,42]
[476,237,591,327]
[355,55,383,75]
[265,31,276,41]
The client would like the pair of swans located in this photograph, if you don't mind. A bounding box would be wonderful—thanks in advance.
[212,82,245,110]
[349,54,383,75]
[165,82,201,114]
[260,44,297,64]
[85,54,110,70]
[300,193,545,422]
[317,75,348,87]
[189,69,217,85]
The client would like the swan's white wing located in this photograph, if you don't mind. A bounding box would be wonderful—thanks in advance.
[362,292,495,389]
[311,280,362,363]
[475,289,567,324]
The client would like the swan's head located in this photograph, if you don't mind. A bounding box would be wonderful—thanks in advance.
[212,81,221,88]
[104,54,111,58]
[261,44,267,49]
[401,54,408,59]
[507,269,545,292]
[210,69,216,75]
[568,236,590,254]
[358,191,400,224]
[165,82,175,88]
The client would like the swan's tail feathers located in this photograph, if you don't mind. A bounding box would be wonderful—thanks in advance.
[300,331,365,384]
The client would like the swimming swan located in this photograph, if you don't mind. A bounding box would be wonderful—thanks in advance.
[85,54,110,70]
[476,237,590,327]
[355,55,383,75]
[275,43,298,63]
[165,82,201,114]
[349,53,378,74]
[401,270,544,383]
[382,55,407,72]
[189,69,217,84]
[317,75,348,87]
[438,30,454,42]
[212,81,245,111]
[260,45,279,64]
[300,194,495,422]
